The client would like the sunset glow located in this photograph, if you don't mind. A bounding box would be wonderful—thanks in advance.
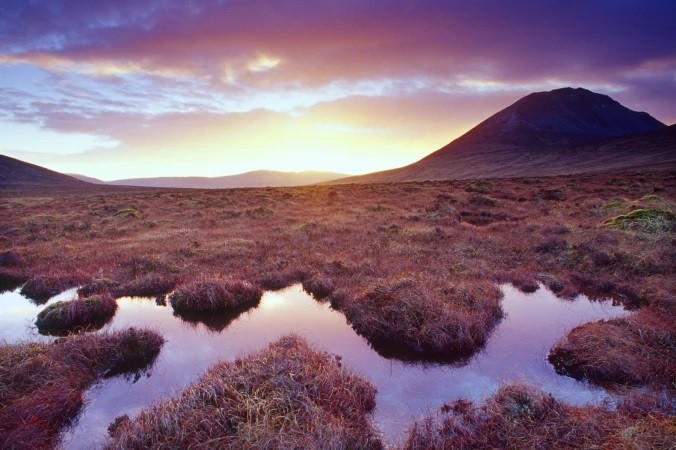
[1,1,674,180]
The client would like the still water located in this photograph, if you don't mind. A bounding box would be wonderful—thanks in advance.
[0,284,629,447]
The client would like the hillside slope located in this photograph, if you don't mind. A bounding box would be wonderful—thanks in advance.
[106,170,347,188]
[331,88,674,183]
[0,154,90,189]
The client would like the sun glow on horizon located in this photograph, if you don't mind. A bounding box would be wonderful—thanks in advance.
[1,1,673,180]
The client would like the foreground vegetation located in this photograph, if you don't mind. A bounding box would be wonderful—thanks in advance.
[105,335,381,449]
[0,171,673,447]
[0,328,164,449]
[406,384,675,449]
[35,294,117,335]
[1,171,672,365]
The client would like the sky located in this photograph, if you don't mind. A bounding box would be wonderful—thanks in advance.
[1,0,675,180]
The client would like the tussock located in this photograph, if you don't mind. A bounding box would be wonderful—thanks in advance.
[35,294,118,335]
[169,279,261,314]
[406,384,675,449]
[344,277,503,359]
[20,274,89,304]
[105,335,381,449]
[0,328,164,449]
[549,309,675,386]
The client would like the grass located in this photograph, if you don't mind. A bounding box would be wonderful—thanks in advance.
[78,278,122,297]
[115,273,177,298]
[168,279,262,314]
[342,276,503,360]
[0,170,673,420]
[405,383,675,449]
[601,207,675,233]
[0,328,164,449]
[105,335,381,449]
[0,268,27,294]
[167,279,263,332]
[302,274,335,300]
[548,309,675,387]
[20,274,89,304]
[35,294,118,336]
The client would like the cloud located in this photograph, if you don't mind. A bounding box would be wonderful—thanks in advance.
[0,0,674,178]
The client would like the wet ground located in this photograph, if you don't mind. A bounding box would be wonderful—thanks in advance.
[0,283,629,447]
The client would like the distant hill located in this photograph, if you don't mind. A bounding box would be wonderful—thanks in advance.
[74,170,347,189]
[331,87,675,183]
[67,173,105,184]
[0,154,90,189]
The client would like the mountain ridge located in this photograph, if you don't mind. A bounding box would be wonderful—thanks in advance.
[329,87,674,184]
[70,170,347,189]
[0,154,89,189]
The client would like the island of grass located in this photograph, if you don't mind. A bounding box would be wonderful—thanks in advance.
[405,384,675,449]
[0,328,164,449]
[169,279,262,315]
[548,309,674,387]
[341,277,503,360]
[20,274,89,304]
[105,335,381,449]
[35,294,118,335]
[601,207,675,233]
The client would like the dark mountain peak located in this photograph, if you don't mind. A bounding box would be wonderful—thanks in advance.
[0,154,89,189]
[332,87,675,184]
[461,87,666,147]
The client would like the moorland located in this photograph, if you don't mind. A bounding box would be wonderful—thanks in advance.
[0,169,674,448]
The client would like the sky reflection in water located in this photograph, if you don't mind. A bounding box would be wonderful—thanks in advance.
[0,284,629,447]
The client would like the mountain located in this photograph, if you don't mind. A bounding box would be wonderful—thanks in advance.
[0,154,90,189]
[68,173,105,184]
[98,170,346,188]
[331,87,675,183]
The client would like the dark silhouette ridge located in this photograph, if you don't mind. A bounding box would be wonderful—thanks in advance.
[330,87,675,184]
[71,170,347,189]
[0,154,90,189]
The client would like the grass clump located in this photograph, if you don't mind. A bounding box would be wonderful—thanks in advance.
[548,310,674,387]
[601,208,675,233]
[115,273,177,297]
[0,251,20,266]
[169,279,262,314]
[105,335,381,449]
[0,328,164,449]
[78,278,122,297]
[20,274,89,304]
[35,294,117,336]
[343,278,503,360]
[0,268,27,294]
[302,274,335,300]
[405,384,675,449]
[113,208,140,218]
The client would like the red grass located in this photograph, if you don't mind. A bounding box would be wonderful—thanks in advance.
[0,171,673,377]
[35,294,118,336]
[20,274,90,304]
[0,328,164,449]
[0,267,27,293]
[77,278,122,297]
[302,274,335,300]
[343,276,503,360]
[114,273,177,298]
[405,383,675,449]
[105,335,381,449]
[548,309,675,386]
[168,279,262,314]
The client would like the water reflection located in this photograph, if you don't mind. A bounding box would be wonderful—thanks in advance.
[0,284,629,447]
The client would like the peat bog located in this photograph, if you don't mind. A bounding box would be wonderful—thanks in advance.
[0,281,635,447]
[0,170,674,448]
